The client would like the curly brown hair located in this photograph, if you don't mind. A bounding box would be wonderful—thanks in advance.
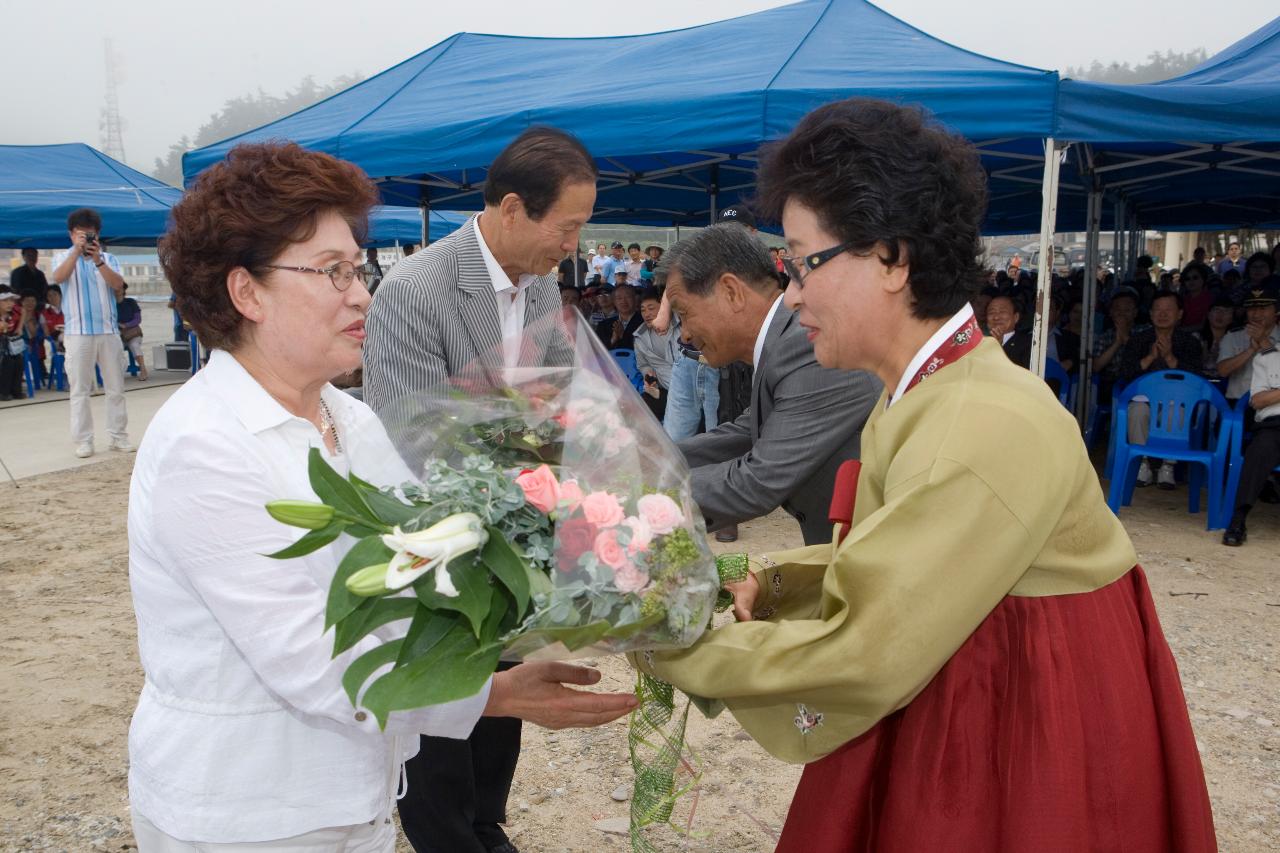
[159,142,379,351]
[756,98,988,320]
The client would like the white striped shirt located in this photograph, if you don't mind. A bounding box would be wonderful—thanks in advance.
[51,249,121,335]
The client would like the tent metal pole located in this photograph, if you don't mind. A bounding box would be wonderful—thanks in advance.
[1078,186,1102,427]
[1114,199,1125,280]
[420,194,430,248]
[1029,138,1064,380]
[709,164,719,224]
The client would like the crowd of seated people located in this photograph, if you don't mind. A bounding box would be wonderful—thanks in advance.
[972,242,1280,540]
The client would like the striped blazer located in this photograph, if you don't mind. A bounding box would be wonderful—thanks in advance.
[363,214,563,405]
[362,215,564,467]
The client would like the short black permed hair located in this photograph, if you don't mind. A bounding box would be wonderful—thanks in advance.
[756,98,988,319]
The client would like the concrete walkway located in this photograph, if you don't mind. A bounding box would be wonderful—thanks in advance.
[0,382,184,481]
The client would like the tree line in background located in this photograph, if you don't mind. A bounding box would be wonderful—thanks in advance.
[152,48,1213,187]
[151,73,363,186]
[1066,48,1208,84]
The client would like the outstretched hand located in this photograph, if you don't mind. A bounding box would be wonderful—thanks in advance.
[485,661,638,730]
[725,572,761,622]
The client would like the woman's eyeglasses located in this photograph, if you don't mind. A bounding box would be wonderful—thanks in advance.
[779,242,854,288]
[264,261,374,292]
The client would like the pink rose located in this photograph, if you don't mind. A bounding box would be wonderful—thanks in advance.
[623,515,652,554]
[581,491,625,528]
[637,493,684,536]
[559,479,585,512]
[613,562,651,594]
[515,465,561,514]
[593,529,628,570]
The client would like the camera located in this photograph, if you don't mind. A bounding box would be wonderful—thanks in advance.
[83,231,98,246]
[643,374,658,385]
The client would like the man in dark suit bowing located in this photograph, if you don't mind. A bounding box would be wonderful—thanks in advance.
[659,224,881,546]
[364,127,598,853]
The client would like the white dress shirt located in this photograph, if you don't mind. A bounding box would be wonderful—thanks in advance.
[752,295,784,368]
[127,349,490,843]
[888,304,976,408]
[474,215,538,367]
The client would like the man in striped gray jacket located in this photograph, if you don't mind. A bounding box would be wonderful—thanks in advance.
[363,126,598,853]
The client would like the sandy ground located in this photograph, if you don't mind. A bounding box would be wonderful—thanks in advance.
[0,455,1276,852]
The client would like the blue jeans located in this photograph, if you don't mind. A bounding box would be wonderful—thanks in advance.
[664,354,720,440]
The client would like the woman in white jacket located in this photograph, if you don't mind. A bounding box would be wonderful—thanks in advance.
[128,141,635,852]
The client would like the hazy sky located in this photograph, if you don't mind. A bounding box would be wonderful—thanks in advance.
[5,0,1275,172]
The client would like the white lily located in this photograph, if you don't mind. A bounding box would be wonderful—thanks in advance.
[381,513,488,597]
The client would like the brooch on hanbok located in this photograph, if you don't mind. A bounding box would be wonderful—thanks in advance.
[794,704,824,735]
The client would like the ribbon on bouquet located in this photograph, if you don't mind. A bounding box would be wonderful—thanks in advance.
[627,554,751,851]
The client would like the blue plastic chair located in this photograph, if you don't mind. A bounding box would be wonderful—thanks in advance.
[1107,370,1232,529]
[189,330,202,374]
[1218,393,1280,529]
[21,342,39,397]
[46,345,66,391]
[611,348,644,392]
[1043,358,1072,408]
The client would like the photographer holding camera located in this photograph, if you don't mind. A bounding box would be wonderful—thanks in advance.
[50,207,133,458]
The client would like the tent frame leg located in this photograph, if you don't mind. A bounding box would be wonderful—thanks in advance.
[1030,138,1065,379]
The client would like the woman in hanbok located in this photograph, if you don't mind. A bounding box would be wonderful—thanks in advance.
[640,98,1216,852]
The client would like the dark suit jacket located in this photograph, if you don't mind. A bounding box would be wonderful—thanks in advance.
[1001,329,1032,369]
[677,303,882,545]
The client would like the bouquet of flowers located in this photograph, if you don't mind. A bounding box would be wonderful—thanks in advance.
[264,309,721,728]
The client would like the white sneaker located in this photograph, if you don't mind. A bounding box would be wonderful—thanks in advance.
[108,439,136,453]
[75,442,94,459]
[1158,461,1176,490]
[1136,459,1153,487]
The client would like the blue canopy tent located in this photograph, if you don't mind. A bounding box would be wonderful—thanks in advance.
[367,207,469,247]
[1052,15,1280,234]
[183,0,1063,233]
[0,143,182,248]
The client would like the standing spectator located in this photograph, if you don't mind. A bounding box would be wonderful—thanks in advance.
[557,250,588,289]
[9,248,49,306]
[0,291,24,400]
[1198,295,1236,376]
[168,292,186,342]
[644,245,664,274]
[591,242,608,282]
[1222,282,1280,546]
[1118,290,1203,489]
[596,282,642,350]
[49,207,132,458]
[601,241,626,285]
[1217,277,1280,413]
[634,287,676,420]
[116,283,149,381]
[1216,241,1245,276]
[365,247,385,295]
[363,126,598,853]
[625,243,645,283]
[1192,246,1208,265]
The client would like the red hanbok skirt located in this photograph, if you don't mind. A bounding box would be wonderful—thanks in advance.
[777,567,1216,853]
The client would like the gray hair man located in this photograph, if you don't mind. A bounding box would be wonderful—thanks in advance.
[659,224,882,545]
